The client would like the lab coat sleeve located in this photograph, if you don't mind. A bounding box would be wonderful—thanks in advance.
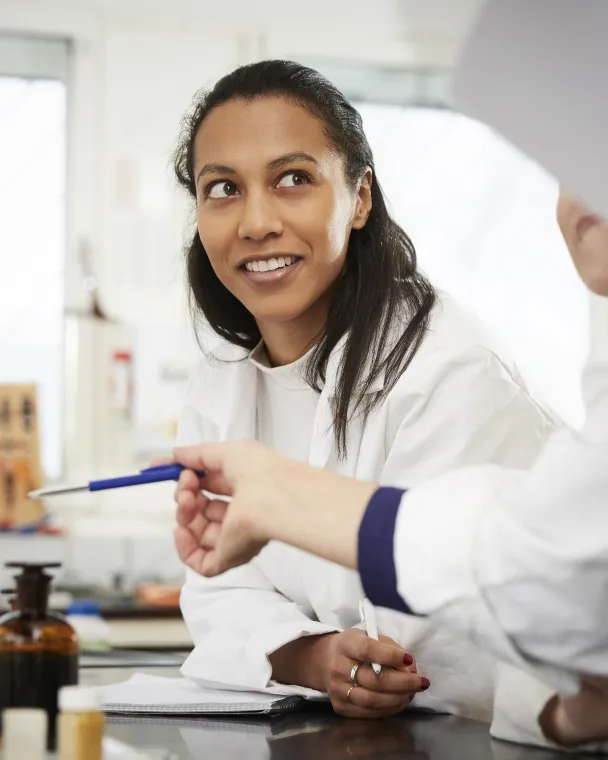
[177,390,337,696]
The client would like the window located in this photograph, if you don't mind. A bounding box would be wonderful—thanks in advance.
[0,36,68,478]
[356,104,588,425]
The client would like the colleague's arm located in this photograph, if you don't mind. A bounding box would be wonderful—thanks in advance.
[388,319,608,681]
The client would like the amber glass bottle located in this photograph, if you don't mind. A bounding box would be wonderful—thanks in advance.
[0,562,79,750]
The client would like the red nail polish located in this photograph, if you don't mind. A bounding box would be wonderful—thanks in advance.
[403,653,414,666]
[420,677,431,691]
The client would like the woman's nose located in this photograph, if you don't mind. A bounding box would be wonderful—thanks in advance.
[237,191,283,241]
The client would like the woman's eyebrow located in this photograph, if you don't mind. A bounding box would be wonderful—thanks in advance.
[267,151,319,171]
[196,163,236,184]
[196,152,319,185]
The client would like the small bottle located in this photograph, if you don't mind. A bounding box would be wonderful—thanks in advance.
[2,707,47,760]
[57,685,104,760]
[0,562,79,750]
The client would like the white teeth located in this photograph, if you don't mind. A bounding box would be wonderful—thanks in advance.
[244,256,298,273]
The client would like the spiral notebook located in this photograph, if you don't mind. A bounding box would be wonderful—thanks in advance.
[101,674,306,716]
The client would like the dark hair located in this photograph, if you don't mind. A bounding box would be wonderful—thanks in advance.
[174,60,436,458]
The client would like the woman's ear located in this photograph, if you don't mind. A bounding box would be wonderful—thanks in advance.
[352,168,373,230]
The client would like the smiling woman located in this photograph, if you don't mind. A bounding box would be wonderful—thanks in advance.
[173,61,436,454]
[171,60,559,723]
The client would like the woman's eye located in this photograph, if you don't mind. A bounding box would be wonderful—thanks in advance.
[276,171,310,189]
[207,181,239,199]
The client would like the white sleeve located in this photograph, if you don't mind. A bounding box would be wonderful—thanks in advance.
[180,561,338,696]
[177,377,337,695]
[391,306,608,692]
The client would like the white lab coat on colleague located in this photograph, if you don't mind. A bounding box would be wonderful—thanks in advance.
[177,293,559,723]
[393,296,608,750]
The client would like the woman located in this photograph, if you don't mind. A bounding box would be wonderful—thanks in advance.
[171,193,608,749]
[173,59,558,720]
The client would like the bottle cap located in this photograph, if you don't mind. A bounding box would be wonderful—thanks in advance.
[59,685,102,712]
[2,708,47,760]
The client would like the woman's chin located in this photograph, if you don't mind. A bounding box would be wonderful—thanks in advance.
[249,306,306,325]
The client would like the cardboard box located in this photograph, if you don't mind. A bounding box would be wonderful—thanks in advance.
[0,384,45,528]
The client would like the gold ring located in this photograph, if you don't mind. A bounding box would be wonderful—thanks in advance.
[346,685,357,703]
[349,663,361,685]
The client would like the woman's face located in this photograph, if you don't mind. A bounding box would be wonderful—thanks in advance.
[192,96,372,327]
[557,193,608,295]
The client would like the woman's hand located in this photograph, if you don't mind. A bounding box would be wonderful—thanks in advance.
[314,629,429,719]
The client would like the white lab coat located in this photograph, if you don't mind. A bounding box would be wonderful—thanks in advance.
[177,293,559,723]
[392,297,608,750]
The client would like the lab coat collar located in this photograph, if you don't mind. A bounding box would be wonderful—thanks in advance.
[213,321,391,395]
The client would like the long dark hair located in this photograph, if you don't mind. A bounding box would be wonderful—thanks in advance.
[174,60,436,458]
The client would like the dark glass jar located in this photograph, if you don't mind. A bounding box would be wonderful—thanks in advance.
[0,562,79,750]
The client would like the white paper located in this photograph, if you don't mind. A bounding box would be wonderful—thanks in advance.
[452,0,608,219]
[101,674,301,715]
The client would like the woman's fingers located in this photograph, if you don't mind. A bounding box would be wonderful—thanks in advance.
[199,520,222,549]
[331,689,412,719]
[342,632,409,671]
[342,683,414,712]
[354,663,424,695]
[204,499,229,522]
[174,468,204,501]
[174,524,209,571]
[175,487,208,527]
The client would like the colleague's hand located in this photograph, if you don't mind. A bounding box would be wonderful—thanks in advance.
[313,629,429,719]
[172,440,280,576]
[171,440,376,576]
[540,675,608,747]
[557,193,608,295]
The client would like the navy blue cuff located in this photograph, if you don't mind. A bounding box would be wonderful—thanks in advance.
[358,487,412,614]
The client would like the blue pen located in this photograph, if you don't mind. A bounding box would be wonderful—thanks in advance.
[27,463,204,499]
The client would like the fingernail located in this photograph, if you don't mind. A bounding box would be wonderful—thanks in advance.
[403,653,414,666]
[420,677,431,691]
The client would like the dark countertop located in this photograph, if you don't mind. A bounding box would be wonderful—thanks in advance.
[104,707,587,760]
[79,663,591,760]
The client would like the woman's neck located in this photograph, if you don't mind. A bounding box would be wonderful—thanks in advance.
[258,299,329,367]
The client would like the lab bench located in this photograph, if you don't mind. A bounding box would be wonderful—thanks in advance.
[0,652,584,760]
[86,662,576,760]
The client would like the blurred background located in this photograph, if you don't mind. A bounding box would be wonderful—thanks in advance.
[0,0,592,650]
